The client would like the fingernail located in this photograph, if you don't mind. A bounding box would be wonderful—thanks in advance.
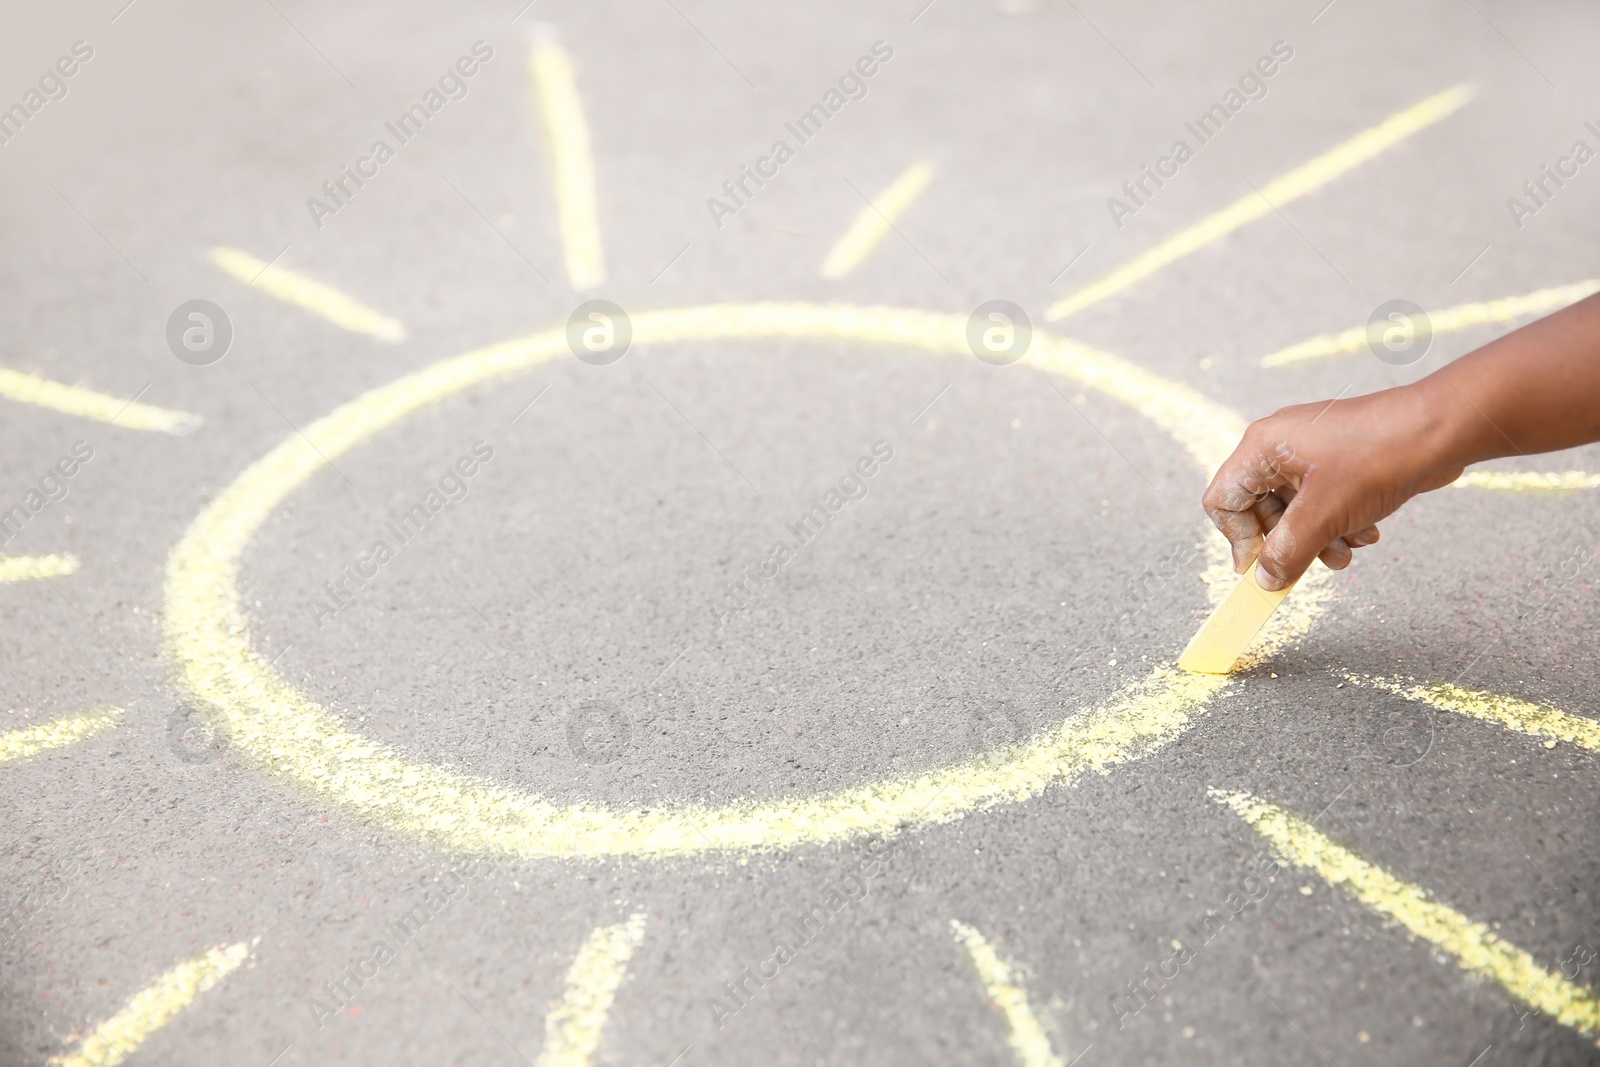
[1255,567,1286,591]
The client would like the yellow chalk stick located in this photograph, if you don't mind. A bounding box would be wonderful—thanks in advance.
[1177,560,1293,674]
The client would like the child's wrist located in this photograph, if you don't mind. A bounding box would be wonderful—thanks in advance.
[1398,377,1490,480]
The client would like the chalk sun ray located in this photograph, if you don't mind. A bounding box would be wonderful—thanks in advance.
[49,941,253,1067]
[212,247,406,343]
[1451,470,1600,493]
[952,920,1074,1067]
[820,161,935,279]
[1260,280,1599,368]
[1215,788,1600,1046]
[1354,675,1600,752]
[1046,85,1474,321]
[0,553,80,584]
[536,915,647,1067]
[528,32,605,291]
[0,705,121,764]
[0,367,200,434]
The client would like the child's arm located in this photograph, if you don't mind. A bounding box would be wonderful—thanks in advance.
[1203,292,1600,590]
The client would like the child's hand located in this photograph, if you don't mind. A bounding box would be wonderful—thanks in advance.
[1202,291,1600,591]
[1202,386,1465,590]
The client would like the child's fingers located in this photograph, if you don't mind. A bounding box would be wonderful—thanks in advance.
[1203,445,1297,572]
[1256,488,1342,590]
[1222,517,1264,573]
[1202,503,1265,573]
[1346,524,1381,548]
[1317,537,1354,570]
[1218,447,1294,507]
[1253,489,1289,530]
[1259,484,1356,572]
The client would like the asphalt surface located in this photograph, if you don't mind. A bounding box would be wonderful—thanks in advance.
[4,1,1600,1064]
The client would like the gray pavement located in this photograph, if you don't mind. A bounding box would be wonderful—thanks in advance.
[4,1,1600,1064]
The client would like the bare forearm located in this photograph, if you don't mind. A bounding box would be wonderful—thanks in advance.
[1422,292,1600,468]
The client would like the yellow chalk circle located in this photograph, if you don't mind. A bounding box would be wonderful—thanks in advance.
[0,553,79,584]
[1261,281,1600,368]
[211,248,406,343]
[1046,85,1474,322]
[50,940,253,1067]
[1451,470,1600,493]
[529,37,605,290]
[1213,788,1600,1045]
[951,920,1065,1067]
[820,161,935,279]
[0,705,121,764]
[538,915,646,1067]
[1360,676,1600,752]
[163,303,1331,860]
[0,367,201,434]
